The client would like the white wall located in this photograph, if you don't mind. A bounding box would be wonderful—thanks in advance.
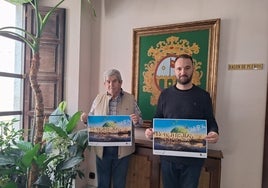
[41,0,268,187]
[40,0,82,115]
[85,0,268,188]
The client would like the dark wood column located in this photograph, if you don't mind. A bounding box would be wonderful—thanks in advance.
[262,82,268,188]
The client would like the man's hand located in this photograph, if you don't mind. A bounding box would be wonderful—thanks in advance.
[206,131,219,143]
[145,128,154,140]
[80,112,88,124]
[130,114,140,125]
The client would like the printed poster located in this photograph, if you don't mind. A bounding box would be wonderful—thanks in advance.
[153,118,207,158]
[87,115,132,146]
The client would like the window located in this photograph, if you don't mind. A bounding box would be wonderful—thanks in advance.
[0,2,65,134]
[0,0,23,130]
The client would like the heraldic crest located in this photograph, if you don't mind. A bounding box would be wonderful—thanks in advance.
[143,36,203,106]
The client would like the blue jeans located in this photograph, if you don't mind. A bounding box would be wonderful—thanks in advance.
[96,147,131,188]
[161,158,202,188]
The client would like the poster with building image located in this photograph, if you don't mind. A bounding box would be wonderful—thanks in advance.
[153,118,207,158]
[87,115,132,146]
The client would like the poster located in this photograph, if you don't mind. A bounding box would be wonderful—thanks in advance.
[87,115,132,146]
[153,118,207,158]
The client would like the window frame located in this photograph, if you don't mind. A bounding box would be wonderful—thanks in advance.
[0,1,24,124]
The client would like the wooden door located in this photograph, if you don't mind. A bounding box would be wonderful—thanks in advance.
[23,5,65,138]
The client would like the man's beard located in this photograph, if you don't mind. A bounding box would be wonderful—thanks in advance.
[177,74,192,85]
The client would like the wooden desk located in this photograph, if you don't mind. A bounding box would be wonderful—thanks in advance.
[126,138,223,188]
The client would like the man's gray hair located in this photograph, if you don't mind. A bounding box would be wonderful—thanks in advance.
[103,69,122,82]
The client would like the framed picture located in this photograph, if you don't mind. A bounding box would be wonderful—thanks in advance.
[87,115,132,146]
[132,19,220,125]
[153,118,207,158]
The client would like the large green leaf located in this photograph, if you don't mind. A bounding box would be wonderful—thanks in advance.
[16,140,33,152]
[21,143,40,168]
[34,153,48,168]
[42,154,61,168]
[48,101,69,126]
[44,123,68,139]
[58,101,67,112]
[57,156,83,170]
[68,144,78,157]
[0,155,15,165]
[66,111,82,134]
[70,129,88,148]
[33,174,52,187]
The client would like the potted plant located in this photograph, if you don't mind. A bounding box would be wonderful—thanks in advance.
[40,101,88,187]
[0,101,89,188]
[0,118,43,188]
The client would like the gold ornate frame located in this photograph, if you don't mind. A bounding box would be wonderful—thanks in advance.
[132,19,220,125]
